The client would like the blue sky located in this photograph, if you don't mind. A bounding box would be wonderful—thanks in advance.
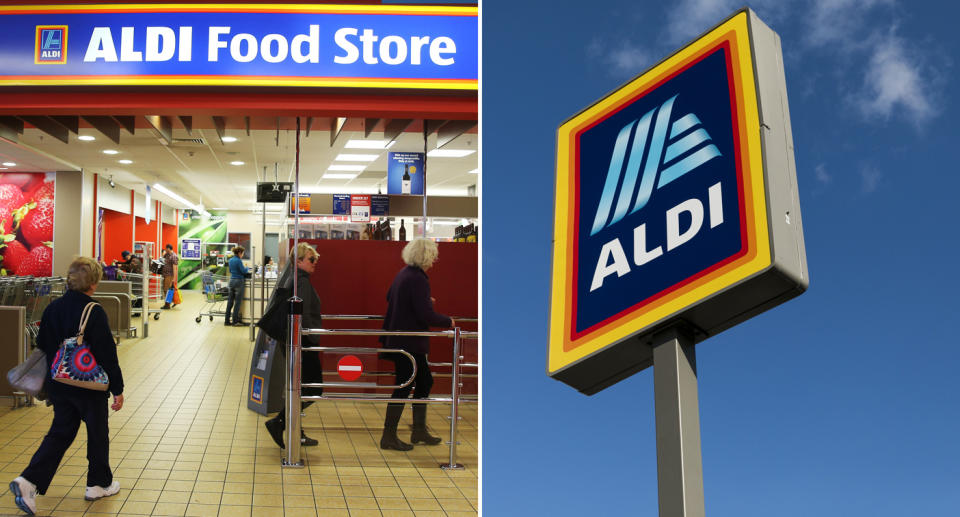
[482,1,959,515]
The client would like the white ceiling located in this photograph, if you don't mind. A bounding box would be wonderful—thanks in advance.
[0,120,478,213]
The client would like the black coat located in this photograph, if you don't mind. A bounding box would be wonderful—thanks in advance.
[381,266,452,354]
[37,289,124,398]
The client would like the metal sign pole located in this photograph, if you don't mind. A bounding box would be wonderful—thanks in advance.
[441,327,464,470]
[652,327,705,517]
[141,243,150,338]
[248,245,256,342]
[283,117,304,468]
[422,122,428,237]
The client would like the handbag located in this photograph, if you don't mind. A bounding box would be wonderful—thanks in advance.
[256,286,291,343]
[50,302,110,391]
[6,347,48,398]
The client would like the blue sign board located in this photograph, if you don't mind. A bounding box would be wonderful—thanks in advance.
[181,238,201,260]
[371,194,390,216]
[332,194,350,215]
[0,5,478,90]
[387,152,425,195]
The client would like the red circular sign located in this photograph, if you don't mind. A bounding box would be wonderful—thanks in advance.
[337,355,363,381]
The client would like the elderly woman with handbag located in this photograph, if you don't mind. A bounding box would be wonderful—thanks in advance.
[9,257,124,516]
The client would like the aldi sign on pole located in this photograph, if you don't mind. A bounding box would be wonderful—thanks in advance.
[548,9,808,395]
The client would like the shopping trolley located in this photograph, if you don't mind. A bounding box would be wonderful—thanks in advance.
[196,271,230,323]
[117,270,164,321]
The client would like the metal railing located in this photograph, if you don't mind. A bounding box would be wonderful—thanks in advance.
[282,313,478,470]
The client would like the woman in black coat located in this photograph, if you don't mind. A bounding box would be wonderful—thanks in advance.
[380,238,455,451]
[10,257,124,516]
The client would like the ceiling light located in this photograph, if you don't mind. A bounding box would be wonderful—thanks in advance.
[0,168,7,170]
[427,149,475,158]
[78,135,95,141]
[322,173,359,179]
[118,159,133,164]
[1,162,15,167]
[335,153,379,162]
[230,161,245,166]
[345,139,391,149]
[153,183,196,209]
[468,168,479,174]
[102,149,119,155]
[221,136,238,143]
[327,164,366,172]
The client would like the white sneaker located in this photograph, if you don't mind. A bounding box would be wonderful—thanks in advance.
[84,480,120,501]
[9,476,37,515]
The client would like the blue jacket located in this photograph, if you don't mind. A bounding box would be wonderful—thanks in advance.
[381,266,452,354]
[37,289,124,397]
[228,256,249,280]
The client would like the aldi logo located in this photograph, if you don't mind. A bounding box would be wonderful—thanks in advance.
[549,10,808,394]
[35,25,67,64]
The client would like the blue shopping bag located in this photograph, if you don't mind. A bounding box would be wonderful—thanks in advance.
[165,288,174,304]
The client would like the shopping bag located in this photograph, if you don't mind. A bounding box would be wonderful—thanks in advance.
[50,302,110,391]
[165,288,174,304]
[7,348,48,398]
[173,286,182,305]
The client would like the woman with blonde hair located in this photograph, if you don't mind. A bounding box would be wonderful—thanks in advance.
[379,238,455,451]
[10,257,124,516]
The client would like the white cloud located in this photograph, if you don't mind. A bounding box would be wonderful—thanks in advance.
[856,33,935,127]
[588,38,653,78]
[664,0,740,45]
[859,166,882,193]
[814,163,832,185]
[805,0,893,49]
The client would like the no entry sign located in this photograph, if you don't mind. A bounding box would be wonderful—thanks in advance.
[337,355,363,381]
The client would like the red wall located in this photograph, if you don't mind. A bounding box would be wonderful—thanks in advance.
[292,239,478,395]
[135,214,159,250]
[161,222,178,252]
[101,209,132,264]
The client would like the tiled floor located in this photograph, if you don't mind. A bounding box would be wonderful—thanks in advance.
[0,291,478,516]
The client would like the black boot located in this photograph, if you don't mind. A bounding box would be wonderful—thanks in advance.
[264,413,284,449]
[410,404,443,445]
[301,430,318,446]
[380,403,412,451]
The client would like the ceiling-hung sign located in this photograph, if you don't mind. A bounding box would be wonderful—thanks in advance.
[548,9,808,395]
[0,4,478,90]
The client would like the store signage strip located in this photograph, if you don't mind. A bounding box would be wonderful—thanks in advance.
[0,5,478,90]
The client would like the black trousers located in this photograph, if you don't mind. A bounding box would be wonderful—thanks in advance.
[387,352,433,406]
[225,278,245,323]
[272,350,323,424]
[21,393,112,494]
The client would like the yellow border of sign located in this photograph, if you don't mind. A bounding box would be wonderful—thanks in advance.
[548,11,770,374]
[1,3,478,90]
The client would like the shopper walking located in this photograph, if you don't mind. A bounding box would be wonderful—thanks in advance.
[379,238,455,451]
[263,243,324,448]
[9,257,124,516]
[161,244,178,309]
[224,246,249,326]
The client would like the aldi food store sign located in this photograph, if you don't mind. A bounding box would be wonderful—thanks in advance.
[549,10,808,394]
[0,4,477,89]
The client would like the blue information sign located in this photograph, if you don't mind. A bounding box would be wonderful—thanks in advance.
[371,194,389,216]
[332,194,350,215]
[0,5,478,90]
[181,238,201,260]
[387,152,425,195]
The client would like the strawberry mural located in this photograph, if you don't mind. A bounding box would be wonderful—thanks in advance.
[0,172,55,277]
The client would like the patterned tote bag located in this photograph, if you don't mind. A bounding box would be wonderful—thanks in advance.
[50,302,110,391]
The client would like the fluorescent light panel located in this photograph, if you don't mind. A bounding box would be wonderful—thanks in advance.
[78,135,95,141]
[335,153,379,162]
[328,164,366,172]
[427,149,475,158]
[322,173,358,179]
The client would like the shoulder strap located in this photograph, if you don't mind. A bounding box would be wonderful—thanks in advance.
[76,302,99,345]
